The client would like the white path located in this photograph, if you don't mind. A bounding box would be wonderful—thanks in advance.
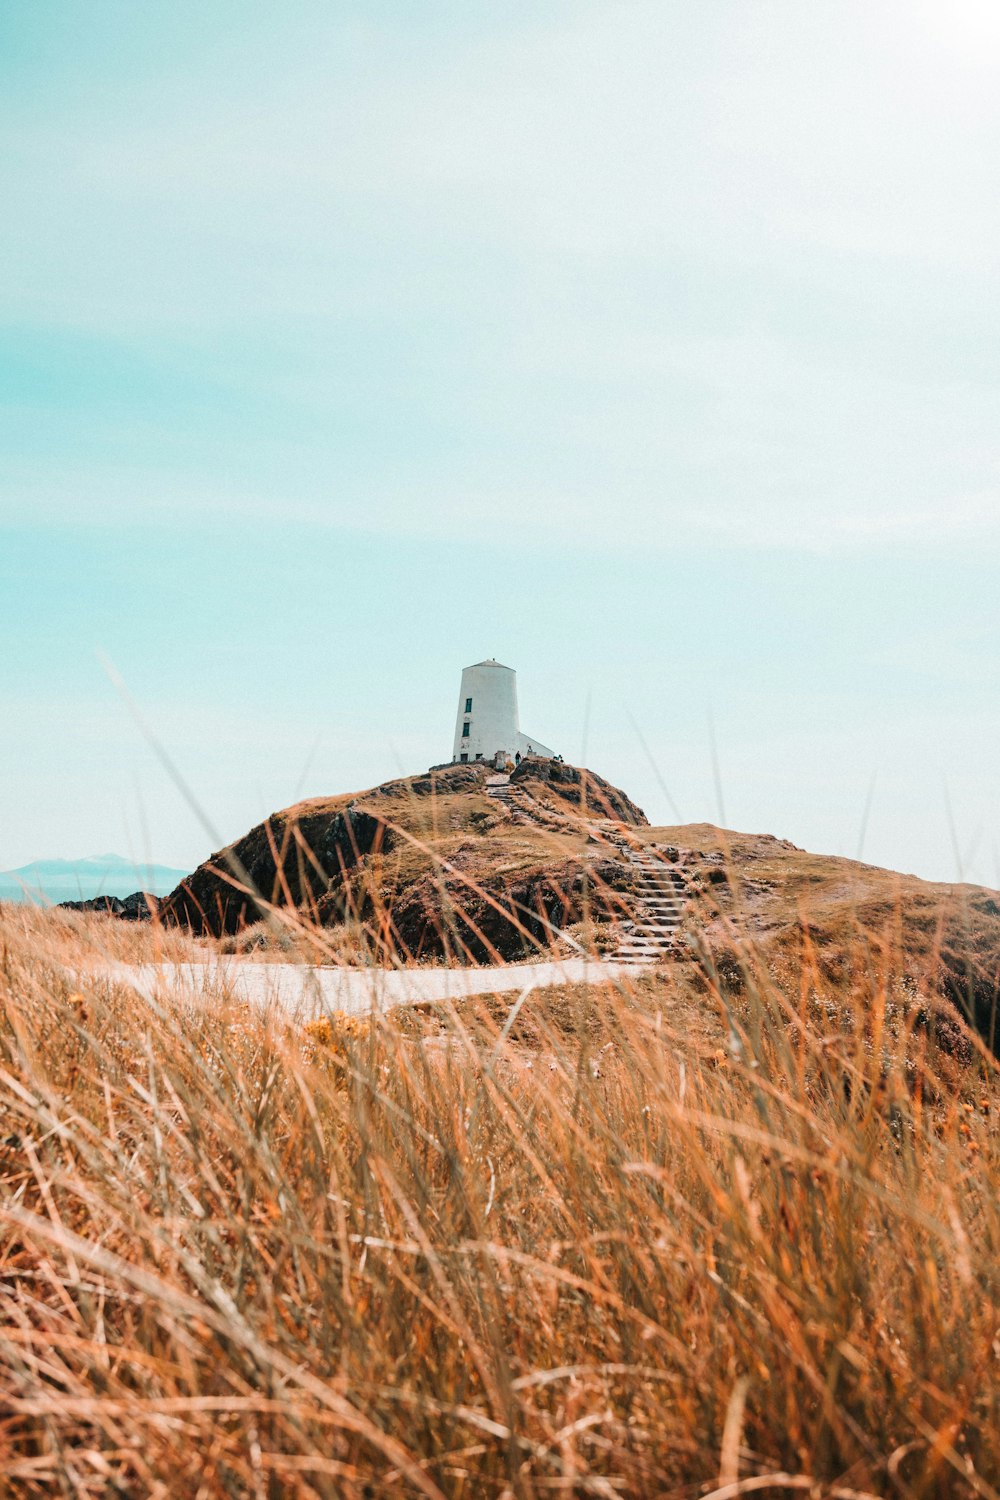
[94,956,647,1019]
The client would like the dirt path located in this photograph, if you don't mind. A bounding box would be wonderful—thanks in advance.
[94,956,646,1018]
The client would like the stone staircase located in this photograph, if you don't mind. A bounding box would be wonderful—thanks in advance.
[485,774,689,965]
[485,774,533,824]
[601,835,688,965]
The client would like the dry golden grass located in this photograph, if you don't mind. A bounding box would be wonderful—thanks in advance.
[1,890,998,1499]
[0,901,212,967]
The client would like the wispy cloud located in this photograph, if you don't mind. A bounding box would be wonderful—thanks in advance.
[2,2,997,555]
[1,2,998,881]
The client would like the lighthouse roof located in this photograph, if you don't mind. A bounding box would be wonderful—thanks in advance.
[467,658,514,672]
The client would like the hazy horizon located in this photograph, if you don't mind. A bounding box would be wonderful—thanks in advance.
[0,851,191,905]
[2,2,998,888]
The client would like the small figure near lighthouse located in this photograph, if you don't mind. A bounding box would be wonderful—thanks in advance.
[451,659,556,765]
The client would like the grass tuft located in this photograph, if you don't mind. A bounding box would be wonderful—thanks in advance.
[1,802,998,1497]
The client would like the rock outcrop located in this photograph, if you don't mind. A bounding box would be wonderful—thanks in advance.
[367,854,633,964]
[58,891,156,920]
[511,758,648,826]
[157,761,642,955]
[160,801,392,936]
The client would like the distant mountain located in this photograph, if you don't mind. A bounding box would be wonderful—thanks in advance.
[0,854,191,905]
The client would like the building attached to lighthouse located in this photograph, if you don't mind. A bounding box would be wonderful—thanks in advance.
[451,659,556,765]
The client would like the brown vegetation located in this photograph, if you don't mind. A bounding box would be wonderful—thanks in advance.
[152,765,1000,1054]
[1,865,998,1496]
[659,824,1000,1056]
[157,763,643,960]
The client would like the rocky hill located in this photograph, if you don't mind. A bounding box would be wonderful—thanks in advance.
[159,760,646,961]
[156,759,1000,1052]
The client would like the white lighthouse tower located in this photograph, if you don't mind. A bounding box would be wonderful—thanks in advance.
[451,659,556,765]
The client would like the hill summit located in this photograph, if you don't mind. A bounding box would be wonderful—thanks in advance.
[160,759,647,961]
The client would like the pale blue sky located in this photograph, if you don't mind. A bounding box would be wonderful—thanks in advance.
[1,1,998,884]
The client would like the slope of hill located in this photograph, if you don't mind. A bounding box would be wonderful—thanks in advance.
[3,778,999,1490]
[160,761,643,960]
[155,759,1000,1051]
[643,822,1000,1055]
[2,867,997,1494]
[0,853,190,904]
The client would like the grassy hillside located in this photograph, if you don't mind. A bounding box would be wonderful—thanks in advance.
[645,823,1000,1056]
[0,900,997,1496]
[159,762,644,962]
[153,762,1000,1053]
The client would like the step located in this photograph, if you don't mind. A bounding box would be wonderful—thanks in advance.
[618,940,671,951]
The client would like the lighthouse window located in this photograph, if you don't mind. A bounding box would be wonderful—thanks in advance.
[462,722,470,738]
[465,697,473,713]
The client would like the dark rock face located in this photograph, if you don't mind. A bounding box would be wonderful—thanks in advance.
[372,764,487,800]
[160,803,392,937]
[59,891,155,920]
[385,854,634,964]
[120,891,156,921]
[59,895,125,916]
[156,760,647,947]
[511,758,648,827]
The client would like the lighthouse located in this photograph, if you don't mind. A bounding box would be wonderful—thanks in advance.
[451,659,556,765]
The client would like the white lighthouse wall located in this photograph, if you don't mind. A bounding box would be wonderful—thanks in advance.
[515,731,556,760]
[452,661,518,762]
[452,660,556,764]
